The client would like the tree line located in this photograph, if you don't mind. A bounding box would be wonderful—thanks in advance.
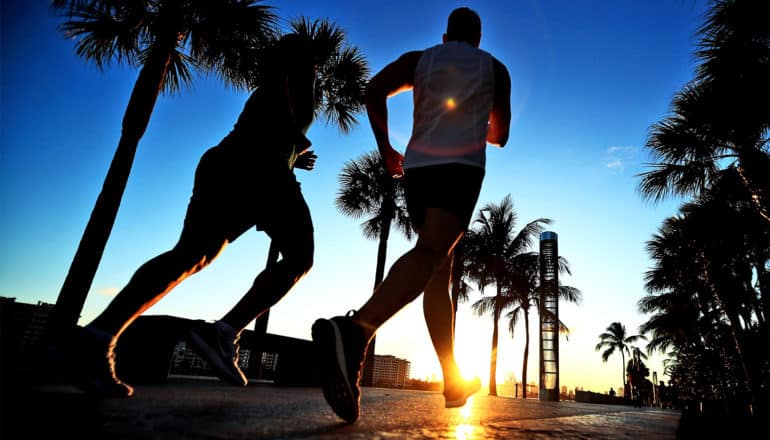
[610,0,768,417]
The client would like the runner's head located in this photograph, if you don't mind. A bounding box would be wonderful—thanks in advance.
[444,7,481,47]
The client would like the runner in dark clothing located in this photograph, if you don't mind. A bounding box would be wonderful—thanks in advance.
[72,34,320,397]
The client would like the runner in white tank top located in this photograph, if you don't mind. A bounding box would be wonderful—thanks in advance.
[314,7,511,423]
[406,41,495,170]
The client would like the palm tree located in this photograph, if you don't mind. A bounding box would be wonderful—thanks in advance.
[50,1,369,336]
[336,149,412,385]
[504,252,581,398]
[468,195,551,396]
[637,0,770,222]
[595,322,646,387]
[50,0,278,336]
[336,150,412,288]
[251,18,370,338]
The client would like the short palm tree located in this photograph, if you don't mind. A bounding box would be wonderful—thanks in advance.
[336,150,412,288]
[253,18,369,336]
[336,149,412,386]
[468,195,551,396]
[595,322,646,387]
[450,233,475,334]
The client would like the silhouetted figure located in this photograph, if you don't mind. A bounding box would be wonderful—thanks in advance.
[609,387,616,397]
[71,34,319,397]
[312,7,511,423]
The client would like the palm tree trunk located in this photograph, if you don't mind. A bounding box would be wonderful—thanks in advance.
[361,219,392,387]
[373,220,391,286]
[621,351,626,387]
[703,264,757,409]
[488,294,500,396]
[48,47,173,339]
[521,308,530,399]
[736,147,770,223]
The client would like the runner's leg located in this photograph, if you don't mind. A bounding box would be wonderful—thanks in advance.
[220,185,314,330]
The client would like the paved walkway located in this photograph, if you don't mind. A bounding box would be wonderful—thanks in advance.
[5,377,681,439]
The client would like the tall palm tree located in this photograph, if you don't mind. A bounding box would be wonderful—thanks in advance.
[595,322,646,387]
[50,0,369,336]
[449,233,475,334]
[504,252,581,398]
[50,0,278,336]
[637,0,770,222]
[468,195,551,396]
[336,149,412,385]
[251,18,370,338]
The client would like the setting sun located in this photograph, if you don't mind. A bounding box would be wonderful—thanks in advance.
[445,97,457,110]
[454,324,492,388]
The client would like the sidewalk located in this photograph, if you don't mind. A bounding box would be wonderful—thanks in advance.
[4,377,682,439]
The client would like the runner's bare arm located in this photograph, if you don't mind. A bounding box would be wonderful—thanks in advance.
[365,51,423,177]
[487,58,511,148]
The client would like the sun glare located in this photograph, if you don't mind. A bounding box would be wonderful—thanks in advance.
[445,97,457,110]
[455,340,490,388]
[452,396,482,439]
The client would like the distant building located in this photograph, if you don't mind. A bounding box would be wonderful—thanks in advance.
[0,297,317,386]
[0,297,54,360]
[169,340,251,376]
[372,354,410,388]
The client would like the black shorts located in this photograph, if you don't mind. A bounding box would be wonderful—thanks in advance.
[404,163,485,229]
[183,145,313,243]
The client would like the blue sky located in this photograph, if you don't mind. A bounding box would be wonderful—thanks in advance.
[1,0,708,392]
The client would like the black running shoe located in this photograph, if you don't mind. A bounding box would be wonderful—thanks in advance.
[311,312,369,423]
[188,320,248,387]
[71,325,134,398]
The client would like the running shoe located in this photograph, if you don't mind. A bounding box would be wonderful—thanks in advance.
[71,325,134,398]
[188,320,248,387]
[311,311,369,423]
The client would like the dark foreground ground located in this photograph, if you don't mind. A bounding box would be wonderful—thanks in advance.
[1,376,695,439]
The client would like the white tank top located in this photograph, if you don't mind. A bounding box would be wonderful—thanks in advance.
[404,41,495,170]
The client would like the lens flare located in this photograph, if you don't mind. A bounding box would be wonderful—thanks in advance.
[445,97,456,110]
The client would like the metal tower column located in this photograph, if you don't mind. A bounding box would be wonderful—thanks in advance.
[539,231,559,401]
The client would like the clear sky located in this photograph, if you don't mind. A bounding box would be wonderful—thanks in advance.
[1,0,708,393]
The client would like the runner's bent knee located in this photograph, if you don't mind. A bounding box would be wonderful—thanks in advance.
[284,243,313,278]
[172,237,228,273]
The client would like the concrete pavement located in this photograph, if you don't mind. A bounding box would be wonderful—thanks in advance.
[4,377,681,439]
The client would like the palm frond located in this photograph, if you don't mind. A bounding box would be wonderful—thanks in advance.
[186,0,278,90]
[58,1,144,68]
[472,296,498,317]
[288,17,369,133]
